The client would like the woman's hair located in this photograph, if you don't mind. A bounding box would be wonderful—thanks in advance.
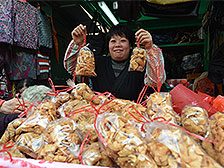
[16,77,35,93]
[106,24,135,49]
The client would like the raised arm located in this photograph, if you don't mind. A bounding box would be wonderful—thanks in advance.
[135,29,166,87]
[64,24,87,75]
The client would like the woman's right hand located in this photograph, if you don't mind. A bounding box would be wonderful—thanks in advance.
[71,24,87,46]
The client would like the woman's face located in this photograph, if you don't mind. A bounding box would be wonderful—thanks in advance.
[109,34,131,61]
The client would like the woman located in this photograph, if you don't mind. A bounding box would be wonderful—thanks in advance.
[64,24,165,101]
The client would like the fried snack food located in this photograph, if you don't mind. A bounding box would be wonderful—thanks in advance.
[75,46,96,76]
[81,142,114,167]
[0,118,26,145]
[16,132,42,158]
[144,121,222,168]
[181,105,209,142]
[129,47,146,71]
[71,83,108,105]
[0,144,25,158]
[51,92,72,108]
[58,99,88,117]
[96,112,158,168]
[202,112,224,166]
[16,102,57,135]
[38,118,81,164]
[149,92,180,124]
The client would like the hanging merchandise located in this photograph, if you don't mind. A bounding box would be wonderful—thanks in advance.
[37,9,53,49]
[7,48,39,80]
[13,0,39,50]
[0,45,13,100]
[49,16,59,64]
[37,49,51,80]
[0,0,14,45]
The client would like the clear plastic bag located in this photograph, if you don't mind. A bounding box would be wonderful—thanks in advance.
[75,46,96,76]
[148,92,181,124]
[95,112,158,168]
[144,121,222,167]
[81,141,114,167]
[37,118,82,164]
[129,47,146,72]
[51,92,72,108]
[181,105,209,142]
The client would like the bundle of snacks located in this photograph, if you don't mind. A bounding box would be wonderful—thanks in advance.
[58,99,88,117]
[181,105,209,142]
[51,92,72,108]
[144,121,222,168]
[129,47,146,71]
[96,112,158,168]
[71,83,108,105]
[37,118,82,164]
[16,102,57,135]
[202,112,224,166]
[81,142,114,167]
[75,46,96,76]
[0,118,26,145]
[149,92,180,124]
[16,133,43,158]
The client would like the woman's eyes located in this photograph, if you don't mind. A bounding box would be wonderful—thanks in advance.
[110,39,127,43]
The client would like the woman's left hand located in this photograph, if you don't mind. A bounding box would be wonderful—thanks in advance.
[135,29,153,49]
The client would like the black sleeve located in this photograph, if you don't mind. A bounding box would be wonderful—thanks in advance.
[0,113,19,138]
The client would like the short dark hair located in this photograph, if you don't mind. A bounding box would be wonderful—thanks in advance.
[106,24,135,49]
[16,77,35,92]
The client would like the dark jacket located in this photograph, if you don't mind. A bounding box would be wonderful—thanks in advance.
[91,56,145,101]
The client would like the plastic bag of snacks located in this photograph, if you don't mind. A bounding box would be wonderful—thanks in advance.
[51,92,72,108]
[201,112,224,166]
[37,118,82,164]
[14,102,58,158]
[81,141,114,167]
[95,112,158,168]
[129,47,146,72]
[75,46,96,76]
[0,118,26,145]
[181,105,210,142]
[144,121,222,168]
[148,92,181,124]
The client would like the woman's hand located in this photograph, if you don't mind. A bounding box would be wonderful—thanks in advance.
[135,29,153,49]
[0,98,25,114]
[71,24,87,46]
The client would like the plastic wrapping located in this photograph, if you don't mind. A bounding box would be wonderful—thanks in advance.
[71,83,108,105]
[0,144,25,158]
[149,92,181,124]
[21,85,53,104]
[51,92,72,108]
[37,118,82,164]
[75,46,96,76]
[16,133,43,158]
[144,45,166,89]
[95,112,158,168]
[129,47,146,72]
[181,105,209,142]
[201,112,224,166]
[144,121,222,168]
[0,118,26,145]
[81,142,114,167]
[16,102,58,135]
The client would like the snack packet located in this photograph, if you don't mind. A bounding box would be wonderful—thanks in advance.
[129,47,146,72]
[75,46,96,76]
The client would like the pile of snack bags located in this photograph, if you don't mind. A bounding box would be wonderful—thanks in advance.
[0,82,224,168]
